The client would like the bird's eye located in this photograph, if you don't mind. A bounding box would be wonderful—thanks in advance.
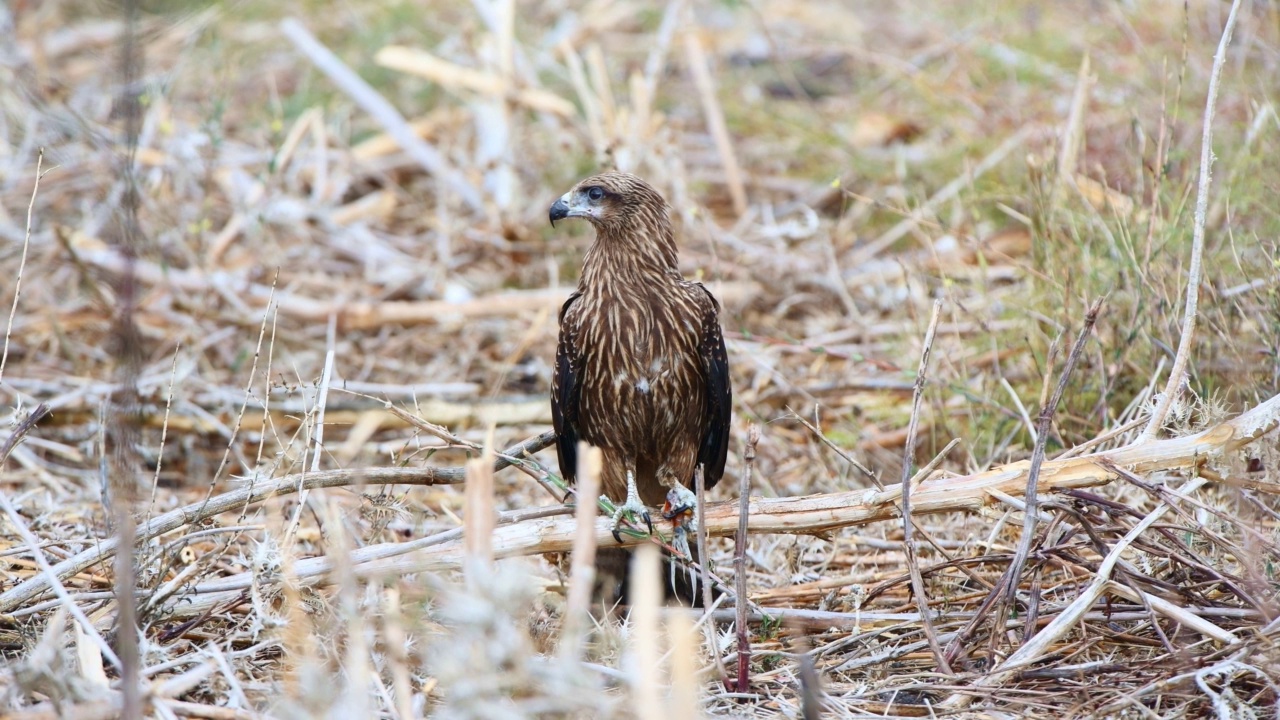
[587,186,605,201]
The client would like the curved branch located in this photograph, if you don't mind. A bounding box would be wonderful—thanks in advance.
[0,431,555,613]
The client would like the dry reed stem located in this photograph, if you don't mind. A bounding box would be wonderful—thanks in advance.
[560,443,602,660]
[1103,581,1238,644]
[1055,52,1092,187]
[376,45,575,116]
[666,609,699,720]
[683,30,747,217]
[326,499,373,718]
[1140,0,1243,442]
[382,587,413,720]
[0,149,42,387]
[464,445,497,571]
[631,542,663,720]
[898,299,951,675]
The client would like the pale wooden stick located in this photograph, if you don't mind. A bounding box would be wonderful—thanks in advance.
[1139,0,1244,442]
[1104,581,1237,644]
[464,447,496,572]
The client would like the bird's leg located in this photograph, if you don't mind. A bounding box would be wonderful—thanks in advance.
[663,478,701,599]
[607,461,651,542]
[663,484,698,524]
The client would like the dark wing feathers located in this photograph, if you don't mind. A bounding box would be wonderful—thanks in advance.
[694,284,731,490]
[552,292,583,483]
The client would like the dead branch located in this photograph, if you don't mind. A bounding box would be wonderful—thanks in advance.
[0,431,554,613]
[1139,0,1243,441]
[161,391,1280,616]
[5,393,1275,619]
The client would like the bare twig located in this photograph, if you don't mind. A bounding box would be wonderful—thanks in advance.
[945,476,1211,708]
[999,297,1103,634]
[283,316,336,545]
[898,299,951,675]
[695,464,730,685]
[787,408,877,487]
[0,149,44,387]
[732,424,759,692]
[0,403,49,468]
[1139,0,1243,442]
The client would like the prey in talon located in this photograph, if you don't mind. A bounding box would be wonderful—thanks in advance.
[663,483,702,598]
[547,171,732,605]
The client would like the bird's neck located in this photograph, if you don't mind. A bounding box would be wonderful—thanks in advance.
[580,222,681,290]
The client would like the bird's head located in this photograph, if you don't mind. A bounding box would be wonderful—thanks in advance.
[548,171,668,233]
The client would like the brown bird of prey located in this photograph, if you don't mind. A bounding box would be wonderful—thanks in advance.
[549,171,731,557]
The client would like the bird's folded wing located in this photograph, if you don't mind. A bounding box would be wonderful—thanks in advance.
[695,284,732,489]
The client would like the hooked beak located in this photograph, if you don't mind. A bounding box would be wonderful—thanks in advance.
[549,198,570,228]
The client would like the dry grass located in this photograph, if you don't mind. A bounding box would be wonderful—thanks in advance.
[2,0,1280,717]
